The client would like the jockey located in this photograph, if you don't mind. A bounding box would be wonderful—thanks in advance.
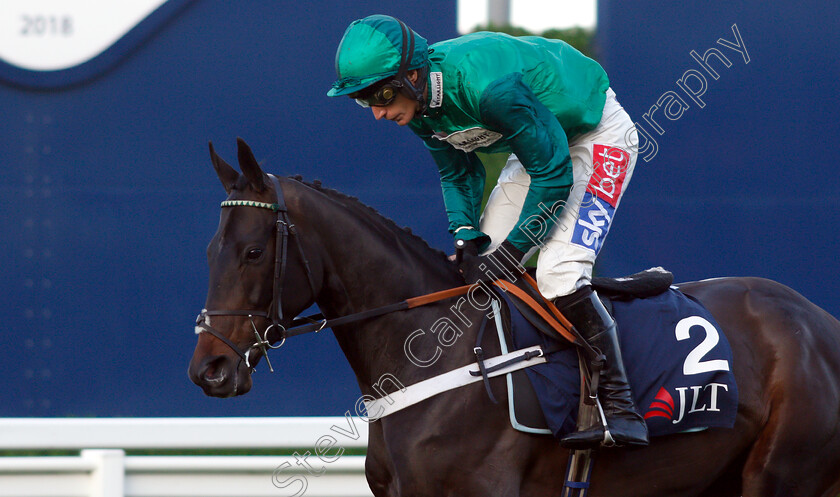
[328,15,648,449]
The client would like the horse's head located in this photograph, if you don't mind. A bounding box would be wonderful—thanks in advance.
[188,138,320,397]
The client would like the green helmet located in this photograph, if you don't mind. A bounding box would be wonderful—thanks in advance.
[327,15,429,102]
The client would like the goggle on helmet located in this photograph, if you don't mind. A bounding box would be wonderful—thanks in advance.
[327,15,430,112]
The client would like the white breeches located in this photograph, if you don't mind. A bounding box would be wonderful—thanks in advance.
[479,88,639,299]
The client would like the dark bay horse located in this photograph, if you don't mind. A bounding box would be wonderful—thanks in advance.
[189,139,840,497]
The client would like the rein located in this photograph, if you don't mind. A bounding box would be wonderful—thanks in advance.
[196,176,581,373]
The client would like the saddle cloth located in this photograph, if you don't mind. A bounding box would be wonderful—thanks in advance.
[495,282,738,439]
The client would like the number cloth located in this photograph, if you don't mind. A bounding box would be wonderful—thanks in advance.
[506,288,738,439]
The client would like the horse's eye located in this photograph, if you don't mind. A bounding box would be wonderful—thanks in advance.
[246,248,263,260]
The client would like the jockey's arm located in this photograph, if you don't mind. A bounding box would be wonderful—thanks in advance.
[414,124,492,251]
[478,73,575,254]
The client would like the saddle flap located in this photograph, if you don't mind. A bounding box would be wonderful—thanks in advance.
[501,278,576,346]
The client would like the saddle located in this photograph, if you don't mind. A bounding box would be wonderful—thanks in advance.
[490,267,738,496]
[591,266,675,299]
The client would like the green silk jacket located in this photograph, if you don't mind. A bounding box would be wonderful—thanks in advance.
[408,32,610,252]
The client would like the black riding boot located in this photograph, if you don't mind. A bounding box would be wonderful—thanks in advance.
[556,286,649,449]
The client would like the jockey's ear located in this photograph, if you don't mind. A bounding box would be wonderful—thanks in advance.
[408,69,419,84]
[236,137,266,192]
[209,141,238,194]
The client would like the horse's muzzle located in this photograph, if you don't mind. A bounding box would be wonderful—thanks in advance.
[188,353,252,397]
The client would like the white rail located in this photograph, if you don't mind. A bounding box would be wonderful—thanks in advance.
[0,417,373,497]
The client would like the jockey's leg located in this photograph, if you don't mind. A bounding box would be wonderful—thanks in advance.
[479,154,538,261]
[554,286,649,448]
[536,88,647,447]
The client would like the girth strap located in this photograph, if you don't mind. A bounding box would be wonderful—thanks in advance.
[469,347,552,377]
[472,314,497,404]
[363,345,548,419]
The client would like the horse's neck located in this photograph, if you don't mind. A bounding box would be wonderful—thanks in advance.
[301,190,457,312]
[299,189,470,391]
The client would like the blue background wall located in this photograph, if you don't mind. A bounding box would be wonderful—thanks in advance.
[2,0,838,417]
[0,1,457,417]
[595,1,840,323]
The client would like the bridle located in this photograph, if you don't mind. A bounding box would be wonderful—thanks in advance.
[195,174,318,373]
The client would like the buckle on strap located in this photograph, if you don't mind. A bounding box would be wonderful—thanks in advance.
[586,352,606,403]
[472,337,498,404]
[247,317,286,373]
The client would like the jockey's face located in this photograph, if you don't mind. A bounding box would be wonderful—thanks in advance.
[367,70,421,126]
[370,91,420,126]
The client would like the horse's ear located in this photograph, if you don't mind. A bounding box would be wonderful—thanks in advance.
[236,137,266,192]
[209,141,239,194]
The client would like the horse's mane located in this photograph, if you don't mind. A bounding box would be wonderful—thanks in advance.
[289,175,449,261]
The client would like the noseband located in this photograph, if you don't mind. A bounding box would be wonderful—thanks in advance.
[195,174,317,372]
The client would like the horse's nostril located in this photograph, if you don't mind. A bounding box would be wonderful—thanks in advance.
[201,356,229,385]
[204,369,227,385]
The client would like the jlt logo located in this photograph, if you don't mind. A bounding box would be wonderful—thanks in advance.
[645,383,730,424]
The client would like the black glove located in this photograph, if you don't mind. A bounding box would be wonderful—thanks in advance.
[459,239,526,284]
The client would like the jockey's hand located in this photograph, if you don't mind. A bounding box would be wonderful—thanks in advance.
[459,240,526,284]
